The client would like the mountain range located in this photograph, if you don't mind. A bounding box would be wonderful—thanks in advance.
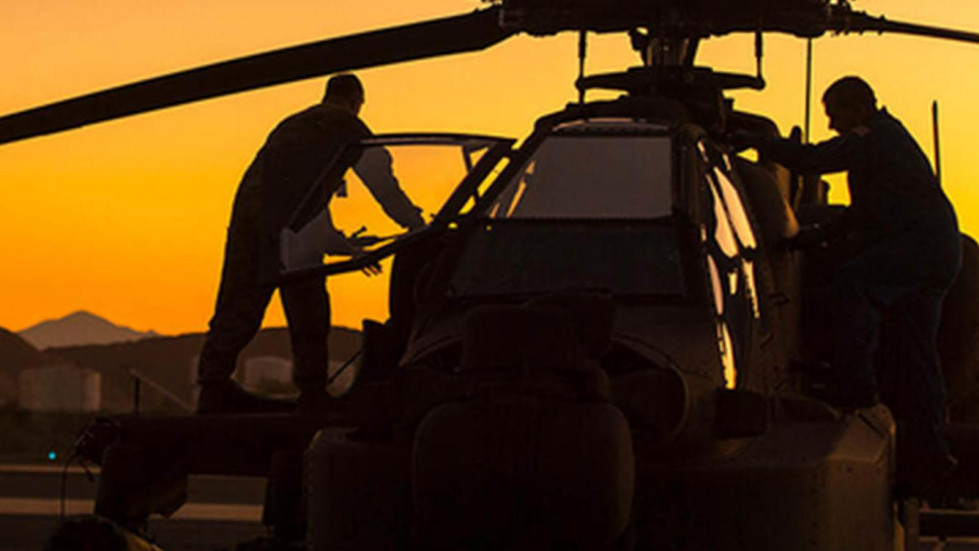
[0,311,363,412]
[17,310,158,350]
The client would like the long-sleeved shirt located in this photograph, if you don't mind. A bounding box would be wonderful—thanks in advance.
[235,102,423,242]
[757,108,956,243]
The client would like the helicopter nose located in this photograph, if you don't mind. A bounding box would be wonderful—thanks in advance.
[408,303,632,548]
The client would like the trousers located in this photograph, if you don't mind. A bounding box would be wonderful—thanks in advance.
[833,218,961,454]
[197,192,330,391]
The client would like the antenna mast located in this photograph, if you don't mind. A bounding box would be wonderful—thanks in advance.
[804,38,813,143]
[932,100,942,187]
[577,30,588,104]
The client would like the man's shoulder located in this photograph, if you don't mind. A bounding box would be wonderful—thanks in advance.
[270,103,370,143]
[308,103,370,134]
[866,107,906,135]
[860,107,923,152]
[268,105,324,136]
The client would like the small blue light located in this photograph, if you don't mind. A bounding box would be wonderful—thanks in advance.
[47,451,57,461]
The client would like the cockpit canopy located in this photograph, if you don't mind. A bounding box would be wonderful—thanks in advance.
[452,121,686,299]
[487,121,672,220]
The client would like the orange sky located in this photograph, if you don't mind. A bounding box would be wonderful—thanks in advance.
[2,1,979,335]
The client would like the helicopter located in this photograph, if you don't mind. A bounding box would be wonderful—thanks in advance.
[7,0,979,550]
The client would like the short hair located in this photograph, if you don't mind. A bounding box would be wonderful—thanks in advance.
[822,76,877,111]
[324,74,364,103]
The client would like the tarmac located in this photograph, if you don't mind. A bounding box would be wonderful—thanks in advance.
[2,462,978,551]
[0,463,265,551]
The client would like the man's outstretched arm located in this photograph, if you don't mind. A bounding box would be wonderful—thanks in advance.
[353,147,425,230]
[732,130,863,176]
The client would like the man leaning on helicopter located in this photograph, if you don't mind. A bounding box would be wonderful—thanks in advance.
[733,76,962,491]
[195,73,425,416]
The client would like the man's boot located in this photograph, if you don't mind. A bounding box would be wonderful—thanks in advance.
[798,360,878,410]
[197,379,295,414]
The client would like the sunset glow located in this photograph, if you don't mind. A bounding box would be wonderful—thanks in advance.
[3,1,979,335]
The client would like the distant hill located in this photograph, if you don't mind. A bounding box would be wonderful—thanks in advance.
[0,327,64,407]
[18,311,158,350]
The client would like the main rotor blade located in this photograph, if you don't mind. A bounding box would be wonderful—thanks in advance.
[0,7,509,145]
[830,11,979,46]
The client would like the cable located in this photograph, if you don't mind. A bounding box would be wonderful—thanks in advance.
[328,349,363,385]
[59,452,77,522]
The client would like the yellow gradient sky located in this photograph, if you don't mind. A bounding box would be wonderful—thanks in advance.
[2,1,979,335]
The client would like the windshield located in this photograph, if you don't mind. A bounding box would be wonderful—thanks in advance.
[452,130,683,298]
[279,134,509,274]
[488,134,673,219]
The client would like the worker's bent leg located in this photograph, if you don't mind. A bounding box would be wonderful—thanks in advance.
[280,277,331,393]
[831,224,960,398]
[890,291,951,455]
[831,256,884,397]
[197,221,275,383]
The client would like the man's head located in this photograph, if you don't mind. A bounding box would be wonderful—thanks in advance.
[323,73,365,116]
[822,76,877,135]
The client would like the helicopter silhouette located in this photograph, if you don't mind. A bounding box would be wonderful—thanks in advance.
[9,1,979,550]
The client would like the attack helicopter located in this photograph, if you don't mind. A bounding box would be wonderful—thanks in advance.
[7,0,979,550]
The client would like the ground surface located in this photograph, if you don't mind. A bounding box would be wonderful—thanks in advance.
[0,464,265,551]
[1,463,977,551]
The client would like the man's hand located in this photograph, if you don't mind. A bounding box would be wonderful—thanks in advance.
[360,260,383,277]
[347,226,382,275]
[349,226,385,248]
[347,226,391,250]
[404,209,426,232]
[351,247,382,276]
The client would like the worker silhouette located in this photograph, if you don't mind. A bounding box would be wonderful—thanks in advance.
[738,76,961,490]
[197,73,424,414]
